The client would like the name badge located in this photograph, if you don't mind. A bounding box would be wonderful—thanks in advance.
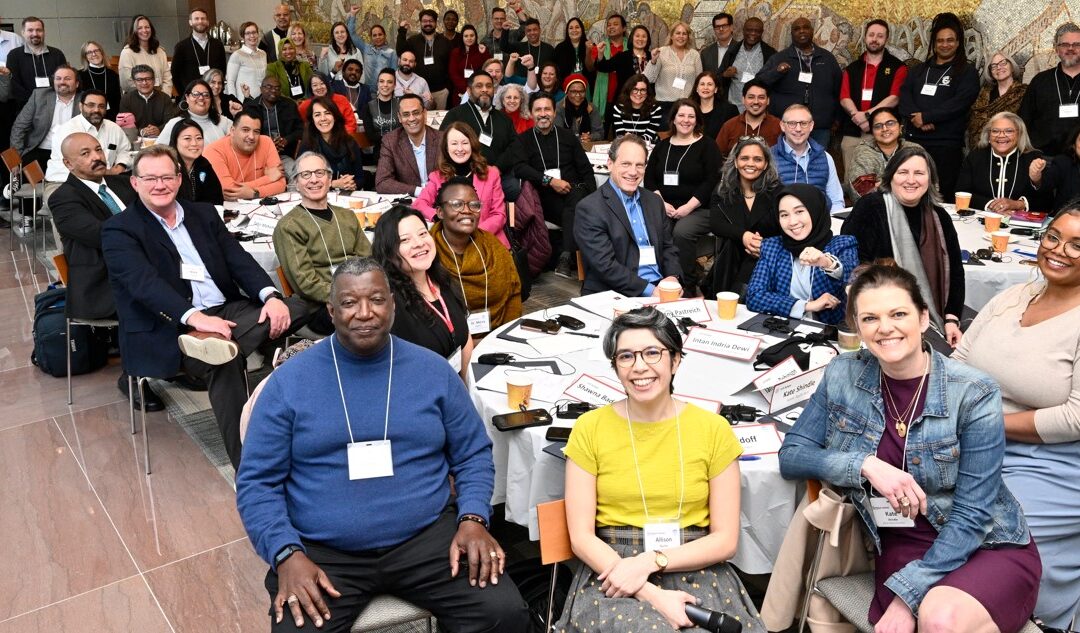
[448,346,462,373]
[861,88,873,102]
[798,71,812,84]
[479,132,493,146]
[424,55,435,65]
[467,310,491,335]
[464,68,474,78]
[1061,104,1079,118]
[638,245,657,267]
[494,52,504,61]
[672,76,687,90]
[920,84,937,96]
[643,522,681,551]
[574,61,582,73]
[347,440,394,480]
[290,84,303,97]
[36,76,50,88]
[870,497,915,528]
[740,71,755,83]
[543,167,561,180]
[663,172,679,186]
[199,64,210,75]
[180,263,206,281]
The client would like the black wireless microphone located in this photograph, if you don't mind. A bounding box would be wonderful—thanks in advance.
[685,604,742,633]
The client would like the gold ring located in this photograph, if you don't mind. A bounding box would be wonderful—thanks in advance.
[287,595,299,605]
[900,497,911,507]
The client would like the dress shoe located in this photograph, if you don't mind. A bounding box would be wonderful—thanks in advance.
[554,252,575,279]
[178,331,239,366]
[117,374,165,412]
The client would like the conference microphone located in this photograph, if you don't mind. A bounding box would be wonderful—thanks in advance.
[685,604,742,633]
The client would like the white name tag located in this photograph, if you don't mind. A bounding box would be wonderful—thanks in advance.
[448,346,462,372]
[798,71,812,84]
[563,373,625,405]
[290,84,303,96]
[199,64,210,75]
[638,245,657,267]
[767,366,825,413]
[467,310,491,335]
[861,88,873,102]
[543,167,561,180]
[672,76,687,90]
[870,497,915,528]
[347,439,394,480]
[36,76,50,88]
[683,327,761,361]
[741,71,755,83]
[663,172,679,186]
[180,263,206,281]
[731,422,783,455]
[1061,104,1079,118]
[479,132,493,146]
[464,68,474,78]
[920,84,937,96]
[424,55,435,65]
[494,52,504,61]
[644,522,681,551]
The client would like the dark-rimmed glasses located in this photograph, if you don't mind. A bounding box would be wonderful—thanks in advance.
[613,347,669,367]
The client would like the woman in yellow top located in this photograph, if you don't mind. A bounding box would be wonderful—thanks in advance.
[557,307,765,632]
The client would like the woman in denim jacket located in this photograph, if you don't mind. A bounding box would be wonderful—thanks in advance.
[779,262,1040,633]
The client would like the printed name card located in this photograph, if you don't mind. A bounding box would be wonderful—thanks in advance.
[683,328,761,361]
[674,394,722,414]
[768,366,826,413]
[753,356,802,393]
[644,298,711,323]
[731,423,783,455]
[564,374,625,405]
[246,214,279,235]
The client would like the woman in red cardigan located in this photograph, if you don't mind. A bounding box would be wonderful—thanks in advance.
[449,25,492,107]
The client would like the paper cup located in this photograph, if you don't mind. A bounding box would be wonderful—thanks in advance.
[983,212,1003,233]
[955,191,972,211]
[991,230,1011,253]
[349,199,367,210]
[364,210,382,228]
[657,279,681,302]
[716,291,739,320]
[506,377,533,410]
[837,326,861,352]
[141,136,157,148]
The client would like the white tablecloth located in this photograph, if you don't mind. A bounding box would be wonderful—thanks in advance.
[468,297,802,575]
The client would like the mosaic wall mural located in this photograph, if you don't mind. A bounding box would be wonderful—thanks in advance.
[290,0,1078,76]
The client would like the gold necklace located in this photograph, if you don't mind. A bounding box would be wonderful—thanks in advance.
[880,356,928,438]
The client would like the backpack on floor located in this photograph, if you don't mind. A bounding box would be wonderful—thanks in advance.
[31,285,110,378]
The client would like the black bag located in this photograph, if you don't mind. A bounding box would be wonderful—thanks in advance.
[754,332,837,371]
[31,286,110,378]
[505,224,532,303]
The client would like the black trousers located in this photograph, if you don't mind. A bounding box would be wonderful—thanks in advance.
[264,506,529,633]
[182,296,308,470]
[539,184,587,255]
[924,144,963,200]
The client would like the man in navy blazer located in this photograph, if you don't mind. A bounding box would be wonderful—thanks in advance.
[101,145,304,469]
[574,134,683,297]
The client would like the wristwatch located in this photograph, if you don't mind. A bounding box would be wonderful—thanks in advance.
[274,544,303,567]
[653,550,668,572]
[266,291,284,303]
[542,174,553,186]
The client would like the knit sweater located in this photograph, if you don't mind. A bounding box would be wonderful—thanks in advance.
[272,204,372,303]
[118,47,173,95]
[644,46,703,103]
[117,89,180,129]
[236,335,495,563]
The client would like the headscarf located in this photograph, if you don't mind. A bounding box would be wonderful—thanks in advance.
[776,184,833,255]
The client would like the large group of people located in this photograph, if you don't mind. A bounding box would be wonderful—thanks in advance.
[4,5,1080,632]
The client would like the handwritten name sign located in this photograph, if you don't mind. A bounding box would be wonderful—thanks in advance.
[564,374,625,406]
[683,328,761,361]
[753,356,802,394]
[731,423,783,455]
[768,366,825,413]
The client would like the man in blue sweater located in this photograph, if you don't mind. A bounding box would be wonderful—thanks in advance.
[236,257,527,632]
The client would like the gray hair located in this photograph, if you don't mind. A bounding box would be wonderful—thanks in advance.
[602,307,684,391]
[202,67,225,84]
[132,145,181,177]
[493,83,530,119]
[130,64,155,81]
[716,136,780,200]
[981,51,1022,85]
[295,151,330,170]
[329,257,389,299]
[608,133,648,161]
[1055,22,1080,45]
[880,144,944,211]
[978,111,1034,153]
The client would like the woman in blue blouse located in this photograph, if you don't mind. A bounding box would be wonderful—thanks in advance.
[746,184,857,324]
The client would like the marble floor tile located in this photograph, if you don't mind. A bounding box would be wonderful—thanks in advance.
[0,285,39,373]
[0,362,124,432]
[0,576,172,633]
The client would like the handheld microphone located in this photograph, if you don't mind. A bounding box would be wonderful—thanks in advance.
[685,604,742,633]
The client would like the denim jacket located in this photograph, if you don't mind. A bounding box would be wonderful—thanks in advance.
[778,347,1030,610]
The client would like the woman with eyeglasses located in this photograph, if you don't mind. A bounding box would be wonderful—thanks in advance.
[953,205,1080,627]
[955,112,1047,215]
[119,15,173,95]
[372,205,473,379]
[494,83,532,133]
[708,136,783,295]
[595,25,653,109]
[78,41,121,120]
[158,79,233,146]
[690,71,736,141]
[780,261,1040,633]
[430,178,522,331]
[413,122,509,248]
[556,74,603,142]
[966,52,1026,150]
[295,96,364,191]
[556,306,765,632]
[611,74,665,143]
[202,68,243,120]
[169,119,224,205]
[226,21,268,99]
[298,72,357,133]
[845,107,922,201]
[843,145,966,346]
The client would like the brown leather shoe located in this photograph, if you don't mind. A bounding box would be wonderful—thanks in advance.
[178,331,239,366]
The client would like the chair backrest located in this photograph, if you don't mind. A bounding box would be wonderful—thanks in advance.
[351,131,373,149]
[536,500,573,566]
[23,161,44,186]
[808,479,822,503]
[1,148,20,172]
[53,253,69,286]
[276,266,294,298]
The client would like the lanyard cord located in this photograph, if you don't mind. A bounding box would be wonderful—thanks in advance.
[1054,66,1080,105]
[922,64,952,89]
[192,38,207,65]
[532,127,559,171]
[664,138,695,173]
[330,335,393,444]
[31,51,47,78]
[424,277,456,336]
[229,144,259,181]
[303,206,348,269]
[440,232,488,317]
[624,398,685,523]
[470,103,493,137]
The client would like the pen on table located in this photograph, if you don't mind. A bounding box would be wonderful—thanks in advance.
[739,455,761,461]
[565,331,599,338]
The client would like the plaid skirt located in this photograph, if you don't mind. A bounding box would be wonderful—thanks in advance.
[554,526,765,632]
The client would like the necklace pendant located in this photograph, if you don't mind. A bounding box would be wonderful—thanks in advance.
[895,420,907,438]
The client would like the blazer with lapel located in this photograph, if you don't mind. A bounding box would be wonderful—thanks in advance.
[374,126,442,195]
[574,180,682,296]
[50,173,136,319]
[10,90,78,155]
[101,199,275,378]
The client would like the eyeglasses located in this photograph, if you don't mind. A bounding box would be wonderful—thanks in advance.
[440,199,483,213]
[988,60,1010,70]
[136,174,179,185]
[188,91,211,99]
[134,76,155,83]
[1040,232,1080,258]
[872,119,899,131]
[613,347,668,367]
[297,169,331,180]
[85,49,103,56]
[714,22,731,29]
[262,84,281,92]
[989,128,1017,136]
[782,120,813,128]
[1057,42,1080,49]
[630,87,648,94]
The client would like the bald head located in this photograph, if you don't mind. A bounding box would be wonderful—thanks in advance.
[273,4,291,29]
[61,132,108,182]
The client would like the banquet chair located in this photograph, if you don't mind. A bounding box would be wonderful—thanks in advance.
[537,499,574,632]
[11,159,48,270]
[53,253,119,405]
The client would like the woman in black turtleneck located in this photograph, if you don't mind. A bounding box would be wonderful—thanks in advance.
[78,41,121,120]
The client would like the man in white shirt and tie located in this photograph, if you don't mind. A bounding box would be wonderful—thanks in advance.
[46,89,133,199]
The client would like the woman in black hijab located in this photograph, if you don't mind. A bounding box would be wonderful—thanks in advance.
[745,184,859,324]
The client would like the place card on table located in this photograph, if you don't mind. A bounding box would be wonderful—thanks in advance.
[674,394,721,414]
[245,214,279,235]
[752,356,803,393]
[642,297,711,323]
[767,366,826,413]
[731,423,783,455]
[564,374,625,406]
[683,327,760,361]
